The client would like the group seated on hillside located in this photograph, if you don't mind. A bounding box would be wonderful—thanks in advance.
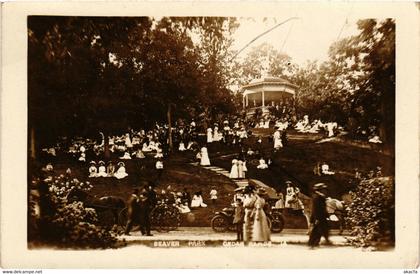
[88,160,128,179]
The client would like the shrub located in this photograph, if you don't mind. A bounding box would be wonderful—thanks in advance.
[29,176,120,249]
[345,176,394,248]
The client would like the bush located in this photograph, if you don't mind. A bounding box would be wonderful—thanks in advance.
[345,177,394,248]
[29,175,121,249]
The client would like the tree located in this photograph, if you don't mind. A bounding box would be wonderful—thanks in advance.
[234,42,297,88]
[28,17,153,158]
[289,19,395,147]
[28,16,241,154]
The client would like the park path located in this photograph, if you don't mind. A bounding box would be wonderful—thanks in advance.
[190,162,278,199]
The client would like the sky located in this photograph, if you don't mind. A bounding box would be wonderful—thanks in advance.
[231,10,363,66]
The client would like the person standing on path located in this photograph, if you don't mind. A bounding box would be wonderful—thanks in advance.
[233,198,245,242]
[251,188,271,242]
[308,183,331,248]
[200,147,211,166]
[242,186,257,245]
[139,188,153,236]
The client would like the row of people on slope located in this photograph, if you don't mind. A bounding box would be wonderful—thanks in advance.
[158,186,218,211]
[88,161,129,179]
[206,123,249,144]
[88,158,165,179]
[295,115,339,137]
[229,159,247,179]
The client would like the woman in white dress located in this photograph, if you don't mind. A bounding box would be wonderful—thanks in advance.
[242,187,257,244]
[257,158,268,169]
[114,162,128,179]
[213,126,220,141]
[142,142,152,152]
[251,189,271,242]
[229,159,239,179]
[120,151,132,159]
[273,129,282,150]
[178,142,186,151]
[284,181,296,208]
[124,133,133,148]
[78,152,86,162]
[97,161,108,177]
[154,148,164,158]
[200,147,211,166]
[155,159,164,170]
[207,128,213,143]
[133,149,145,159]
[88,161,98,178]
[321,162,335,175]
[191,191,207,208]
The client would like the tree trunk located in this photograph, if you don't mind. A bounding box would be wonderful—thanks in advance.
[30,127,36,160]
[104,132,110,160]
[167,104,173,151]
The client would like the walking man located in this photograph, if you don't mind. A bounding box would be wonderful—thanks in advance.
[308,183,331,248]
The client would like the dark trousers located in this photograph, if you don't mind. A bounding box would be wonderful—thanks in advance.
[140,212,151,235]
[236,223,243,241]
[308,221,329,247]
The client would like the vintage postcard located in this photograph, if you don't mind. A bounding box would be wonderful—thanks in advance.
[0,1,419,269]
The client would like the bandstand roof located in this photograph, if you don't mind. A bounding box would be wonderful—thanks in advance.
[241,76,298,96]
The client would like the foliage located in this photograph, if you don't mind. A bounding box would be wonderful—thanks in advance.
[28,16,239,151]
[234,42,297,87]
[290,19,395,145]
[29,175,120,249]
[345,177,394,248]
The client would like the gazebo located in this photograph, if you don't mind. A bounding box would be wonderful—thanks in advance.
[241,76,298,117]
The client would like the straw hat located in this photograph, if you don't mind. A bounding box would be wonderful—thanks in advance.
[313,183,328,190]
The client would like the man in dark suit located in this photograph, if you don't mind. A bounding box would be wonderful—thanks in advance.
[139,187,154,236]
[308,183,331,248]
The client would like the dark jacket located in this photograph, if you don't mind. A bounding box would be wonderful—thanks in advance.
[233,204,245,224]
[310,192,328,224]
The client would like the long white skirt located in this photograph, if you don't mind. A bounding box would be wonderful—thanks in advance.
[274,138,283,149]
[229,165,238,179]
[200,153,211,166]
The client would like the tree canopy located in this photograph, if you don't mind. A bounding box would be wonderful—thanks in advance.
[28,16,239,150]
[28,17,395,153]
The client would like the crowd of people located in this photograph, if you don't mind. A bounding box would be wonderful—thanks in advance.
[32,110,386,248]
[231,185,271,243]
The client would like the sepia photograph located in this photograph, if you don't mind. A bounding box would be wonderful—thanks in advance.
[1,1,419,269]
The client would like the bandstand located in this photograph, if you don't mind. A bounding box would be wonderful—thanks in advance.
[241,76,298,118]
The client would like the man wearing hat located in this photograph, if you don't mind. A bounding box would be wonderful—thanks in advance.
[308,183,331,248]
